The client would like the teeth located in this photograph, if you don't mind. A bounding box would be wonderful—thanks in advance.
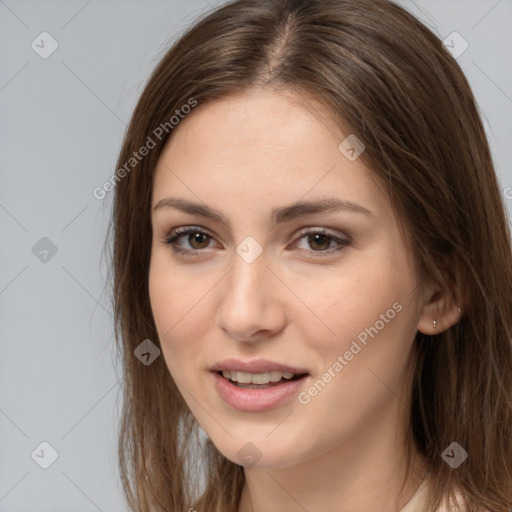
[269,371,282,382]
[221,370,297,384]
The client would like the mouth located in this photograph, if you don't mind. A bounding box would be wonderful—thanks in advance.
[210,359,310,411]
[216,370,308,389]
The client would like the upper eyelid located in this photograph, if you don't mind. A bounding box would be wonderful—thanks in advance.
[297,226,348,239]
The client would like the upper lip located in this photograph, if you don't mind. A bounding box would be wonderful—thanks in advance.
[211,358,309,375]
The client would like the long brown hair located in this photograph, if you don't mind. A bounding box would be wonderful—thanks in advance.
[108,0,512,510]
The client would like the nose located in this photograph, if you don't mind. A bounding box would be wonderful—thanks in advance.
[216,248,287,343]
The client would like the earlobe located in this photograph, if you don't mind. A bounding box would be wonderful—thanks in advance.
[417,285,464,335]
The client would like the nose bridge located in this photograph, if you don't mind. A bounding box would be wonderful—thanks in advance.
[216,243,285,340]
[227,245,271,303]
[224,233,270,292]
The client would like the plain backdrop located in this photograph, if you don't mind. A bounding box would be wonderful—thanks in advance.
[1,0,511,510]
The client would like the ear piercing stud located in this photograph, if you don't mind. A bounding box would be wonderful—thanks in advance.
[433,306,462,331]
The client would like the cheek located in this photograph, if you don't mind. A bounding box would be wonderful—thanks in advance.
[293,250,416,356]
[149,257,179,334]
[310,272,418,411]
[148,253,208,369]
[293,298,416,452]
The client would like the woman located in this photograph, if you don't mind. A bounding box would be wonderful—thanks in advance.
[108,0,512,510]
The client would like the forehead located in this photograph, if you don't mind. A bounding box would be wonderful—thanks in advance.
[151,89,389,223]
[160,88,344,160]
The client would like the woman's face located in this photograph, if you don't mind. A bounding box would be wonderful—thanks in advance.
[149,89,426,468]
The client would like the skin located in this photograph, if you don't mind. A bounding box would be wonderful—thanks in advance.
[148,88,462,511]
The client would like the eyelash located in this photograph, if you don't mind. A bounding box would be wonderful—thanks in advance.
[163,226,351,258]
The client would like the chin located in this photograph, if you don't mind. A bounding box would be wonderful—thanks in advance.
[204,427,315,469]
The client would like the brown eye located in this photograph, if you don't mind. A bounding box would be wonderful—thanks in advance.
[187,232,211,249]
[165,227,216,253]
[307,233,332,251]
[295,228,351,256]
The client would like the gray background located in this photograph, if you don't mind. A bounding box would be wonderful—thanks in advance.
[1,1,511,510]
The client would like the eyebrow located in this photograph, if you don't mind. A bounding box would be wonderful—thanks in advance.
[152,197,374,229]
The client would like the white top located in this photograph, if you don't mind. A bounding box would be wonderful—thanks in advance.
[399,476,467,512]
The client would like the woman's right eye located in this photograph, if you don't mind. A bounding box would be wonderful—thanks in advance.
[165,227,217,254]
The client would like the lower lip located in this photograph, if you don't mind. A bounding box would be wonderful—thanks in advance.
[212,372,308,412]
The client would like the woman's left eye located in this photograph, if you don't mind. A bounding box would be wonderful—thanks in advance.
[164,226,350,256]
[293,229,350,254]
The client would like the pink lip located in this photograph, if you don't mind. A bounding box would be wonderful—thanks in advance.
[212,372,308,411]
[210,358,309,374]
[210,359,309,412]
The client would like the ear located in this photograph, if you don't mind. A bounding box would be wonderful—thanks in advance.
[417,277,463,335]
